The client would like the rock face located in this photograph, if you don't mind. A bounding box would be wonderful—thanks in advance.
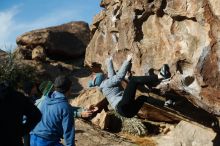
[75,119,134,146]
[16,21,90,59]
[70,88,113,129]
[32,46,46,61]
[85,0,220,115]
[153,120,217,146]
[70,88,106,108]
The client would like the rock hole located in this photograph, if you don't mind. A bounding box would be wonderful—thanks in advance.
[172,16,197,22]
[183,76,195,86]
[148,0,154,3]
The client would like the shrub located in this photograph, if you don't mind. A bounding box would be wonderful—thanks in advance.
[107,110,148,136]
[0,52,36,89]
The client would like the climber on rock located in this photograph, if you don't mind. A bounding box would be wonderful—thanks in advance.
[88,54,171,118]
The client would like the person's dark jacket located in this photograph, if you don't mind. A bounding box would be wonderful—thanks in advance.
[0,83,42,146]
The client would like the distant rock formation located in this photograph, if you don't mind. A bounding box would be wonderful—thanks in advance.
[15,21,91,60]
[0,49,7,61]
[85,0,220,116]
[0,49,5,53]
[0,49,6,55]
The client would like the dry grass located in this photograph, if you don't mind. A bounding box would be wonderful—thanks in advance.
[119,133,156,146]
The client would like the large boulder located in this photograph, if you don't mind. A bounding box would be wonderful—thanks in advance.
[15,21,91,60]
[70,87,106,108]
[75,119,135,146]
[153,120,217,146]
[85,0,220,116]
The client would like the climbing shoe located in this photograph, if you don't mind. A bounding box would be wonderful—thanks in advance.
[160,64,171,79]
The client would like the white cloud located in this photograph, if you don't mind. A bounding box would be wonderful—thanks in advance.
[16,8,81,32]
[0,5,82,51]
[0,6,20,51]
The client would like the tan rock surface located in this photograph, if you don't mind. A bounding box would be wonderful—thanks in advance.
[85,0,220,116]
[32,46,46,61]
[70,88,105,108]
[153,120,217,146]
[75,119,135,146]
[16,21,90,59]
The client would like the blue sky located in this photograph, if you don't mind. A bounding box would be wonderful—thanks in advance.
[0,0,102,51]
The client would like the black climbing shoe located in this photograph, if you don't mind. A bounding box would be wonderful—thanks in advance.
[160,64,171,79]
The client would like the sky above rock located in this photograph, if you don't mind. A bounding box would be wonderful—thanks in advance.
[0,0,101,51]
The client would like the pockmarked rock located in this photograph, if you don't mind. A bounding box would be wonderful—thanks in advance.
[85,0,220,116]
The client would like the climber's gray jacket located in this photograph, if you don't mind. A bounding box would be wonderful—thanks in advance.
[99,59,131,110]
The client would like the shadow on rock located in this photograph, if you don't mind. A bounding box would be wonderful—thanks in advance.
[75,130,85,134]
[213,132,220,146]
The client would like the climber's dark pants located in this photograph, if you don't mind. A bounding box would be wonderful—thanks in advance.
[117,76,160,118]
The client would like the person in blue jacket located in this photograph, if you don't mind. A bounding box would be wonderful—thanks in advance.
[36,80,97,119]
[30,75,75,146]
[88,54,171,118]
[24,80,94,146]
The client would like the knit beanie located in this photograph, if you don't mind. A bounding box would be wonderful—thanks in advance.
[54,75,72,93]
[88,73,105,87]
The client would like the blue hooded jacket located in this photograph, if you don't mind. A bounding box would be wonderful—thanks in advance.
[31,91,75,146]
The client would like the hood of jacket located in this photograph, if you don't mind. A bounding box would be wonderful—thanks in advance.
[45,91,67,105]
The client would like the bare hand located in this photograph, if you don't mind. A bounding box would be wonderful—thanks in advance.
[81,111,93,118]
[81,105,99,118]
[88,105,98,112]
